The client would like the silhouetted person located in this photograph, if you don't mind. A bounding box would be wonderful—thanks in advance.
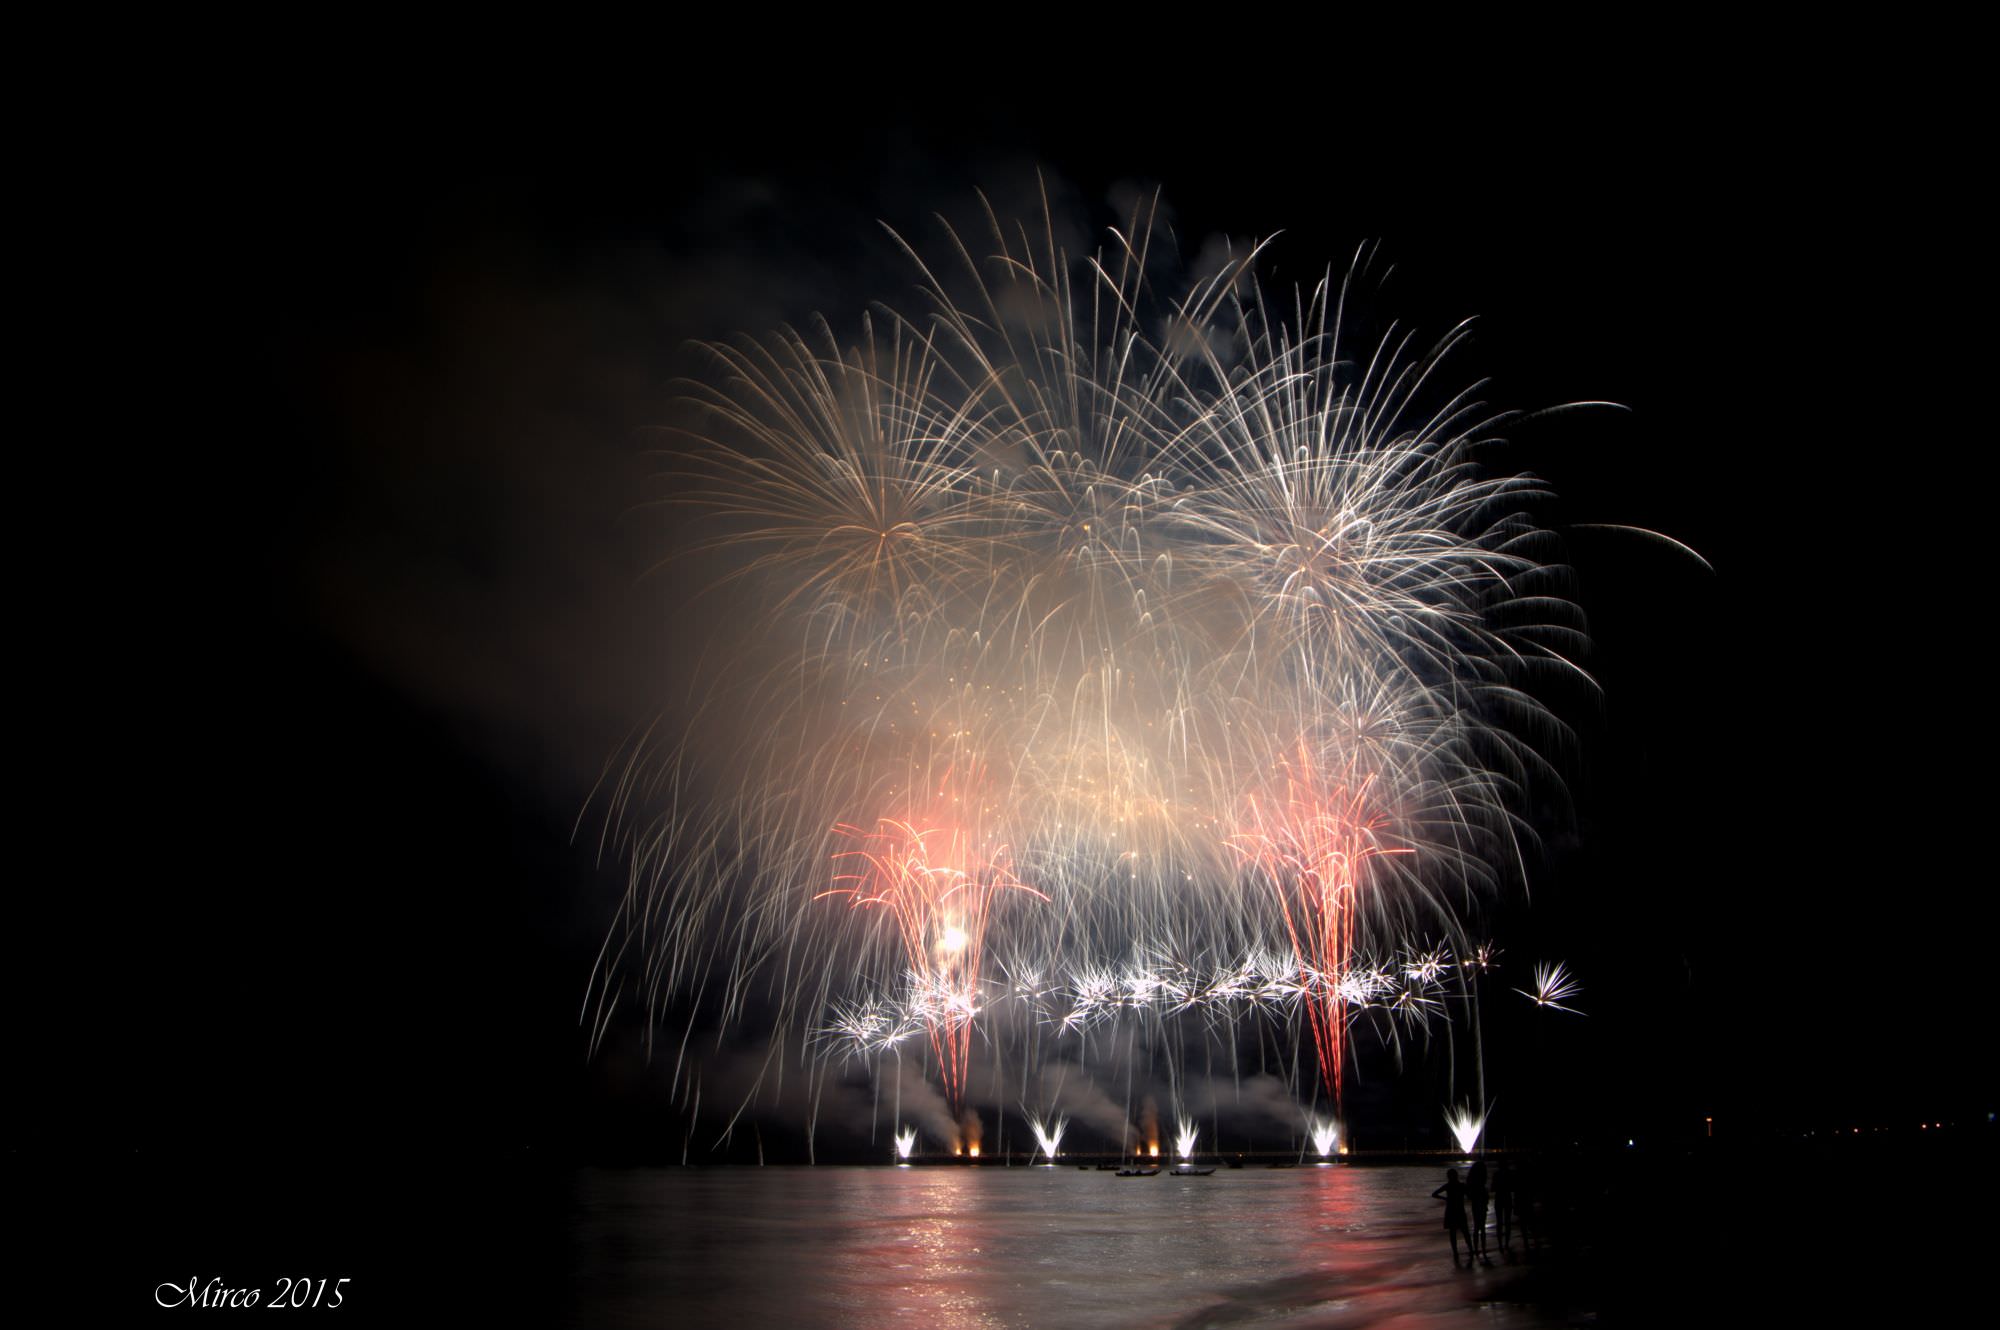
[1466,1161,1491,1263]
[1492,1164,1514,1251]
[1433,1168,1470,1265]
[1513,1160,1537,1255]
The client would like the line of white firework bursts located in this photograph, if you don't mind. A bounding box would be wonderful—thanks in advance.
[822,947,1583,1055]
[906,1112,1480,1163]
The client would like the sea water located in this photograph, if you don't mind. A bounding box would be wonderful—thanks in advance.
[567,1164,1555,1329]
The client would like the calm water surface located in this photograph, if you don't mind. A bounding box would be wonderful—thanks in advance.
[571,1165,1562,1329]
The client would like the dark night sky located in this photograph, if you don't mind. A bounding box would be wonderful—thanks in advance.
[30,63,1991,1191]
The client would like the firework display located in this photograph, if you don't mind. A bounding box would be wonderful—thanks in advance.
[1519,961,1585,1015]
[1031,1116,1067,1164]
[1446,1104,1490,1155]
[588,192,1596,1152]
[1312,1121,1340,1159]
[1175,1118,1199,1161]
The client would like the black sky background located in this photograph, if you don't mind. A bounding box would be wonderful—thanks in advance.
[30,62,1992,1200]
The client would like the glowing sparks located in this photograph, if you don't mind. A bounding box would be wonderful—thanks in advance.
[1446,1104,1488,1154]
[1311,1121,1339,1158]
[820,815,1047,1113]
[1175,1119,1199,1161]
[1518,961,1586,1014]
[1403,947,1453,985]
[587,193,1614,1139]
[1030,1116,1067,1163]
[821,945,1461,1053]
[894,1127,917,1161]
[1231,750,1417,1105]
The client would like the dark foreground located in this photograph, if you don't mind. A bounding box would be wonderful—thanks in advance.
[27,1134,1988,1325]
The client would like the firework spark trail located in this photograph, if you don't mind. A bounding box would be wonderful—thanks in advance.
[590,188,1598,1133]
[818,808,1047,1114]
[1174,1118,1199,1160]
[1518,960,1585,1014]
[815,945,1455,1055]
[1311,1120,1339,1158]
[819,995,925,1053]
[1446,1103,1489,1154]
[1229,745,1415,1105]
[1030,1116,1067,1163]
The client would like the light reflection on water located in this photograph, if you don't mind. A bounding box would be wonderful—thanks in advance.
[570,1165,1558,1329]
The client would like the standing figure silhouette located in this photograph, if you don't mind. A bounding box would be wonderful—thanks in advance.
[1433,1169,1471,1266]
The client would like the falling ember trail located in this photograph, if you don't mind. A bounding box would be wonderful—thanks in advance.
[819,796,1045,1116]
[1231,745,1414,1108]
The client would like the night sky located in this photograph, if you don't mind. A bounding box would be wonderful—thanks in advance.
[27,63,1989,1307]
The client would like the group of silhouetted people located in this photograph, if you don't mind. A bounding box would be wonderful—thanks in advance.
[1432,1161,1520,1266]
